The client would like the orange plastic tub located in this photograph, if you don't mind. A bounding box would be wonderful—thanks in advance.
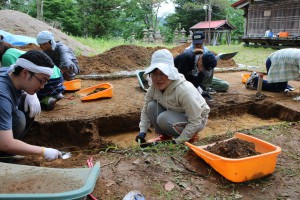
[278,32,289,38]
[63,79,81,91]
[241,73,250,84]
[77,83,113,101]
[185,132,281,182]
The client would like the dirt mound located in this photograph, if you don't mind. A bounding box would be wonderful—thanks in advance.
[0,9,96,56]
[78,44,152,74]
[78,44,237,75]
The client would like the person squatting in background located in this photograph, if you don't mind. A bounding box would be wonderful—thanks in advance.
[246,48,300,101]
[135,49,210,145]
[174,49,217,99]
[0,40,64,110]
[183,31,229,93]
[36,31,80,81]
[0,50,62,163]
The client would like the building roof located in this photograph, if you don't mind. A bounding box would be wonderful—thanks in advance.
[190,20,235,30]
[231,0,249,9]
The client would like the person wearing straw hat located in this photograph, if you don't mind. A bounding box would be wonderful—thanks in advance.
[36,31,80,81]
[135,49,210,145]
[0,40,65,110]
[0,50,62,163]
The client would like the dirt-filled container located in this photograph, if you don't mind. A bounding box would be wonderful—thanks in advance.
[185,132,281,182]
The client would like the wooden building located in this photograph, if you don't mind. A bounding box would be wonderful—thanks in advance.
[232,0,300,48]
[190,20,235,46]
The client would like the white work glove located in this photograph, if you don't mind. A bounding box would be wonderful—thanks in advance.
[293,96,300,101]
[43,147,62,161]
[197,86,203,94]
[24,93,41,118]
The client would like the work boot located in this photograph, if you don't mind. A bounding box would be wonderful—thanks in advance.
[147,134,172,143]
[40,96,57,111]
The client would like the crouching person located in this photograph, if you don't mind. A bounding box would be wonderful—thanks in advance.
[0,50,62,163]
[135,49,210,145]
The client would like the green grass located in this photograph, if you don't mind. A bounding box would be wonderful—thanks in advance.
[72,36,276,68]
[208,44,276,68]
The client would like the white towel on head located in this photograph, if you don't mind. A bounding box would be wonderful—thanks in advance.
[8,58,53,76]
[36,31,56,50]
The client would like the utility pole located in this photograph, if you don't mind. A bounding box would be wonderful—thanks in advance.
[203,0,211,45]
[208,0,211,45]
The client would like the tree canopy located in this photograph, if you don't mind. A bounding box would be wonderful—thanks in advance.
[1,0,244,41]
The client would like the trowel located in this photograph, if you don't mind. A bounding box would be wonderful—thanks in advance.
[61,151,72,159]
[217,51,238,60]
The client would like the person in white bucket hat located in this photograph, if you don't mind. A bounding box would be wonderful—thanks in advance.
[135,49,210,145]
[0,50,62,163]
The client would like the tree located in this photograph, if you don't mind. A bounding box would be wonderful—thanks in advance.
[116,0,168,39]
[41,0,83,35]
[165,0,228,36]
[36,0,43,20]
[76,0,122,37]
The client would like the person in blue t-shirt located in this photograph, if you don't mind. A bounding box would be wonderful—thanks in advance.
[0,50,62,163]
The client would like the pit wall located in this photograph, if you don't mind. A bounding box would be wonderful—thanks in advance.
[26,101,299,149]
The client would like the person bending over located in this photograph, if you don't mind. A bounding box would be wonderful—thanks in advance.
[0,50,62,163]
[0,41,64,110]
[37,31,80,81]
[246,48,300,101]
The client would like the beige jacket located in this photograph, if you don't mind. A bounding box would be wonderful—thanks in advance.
[139,74,210,143]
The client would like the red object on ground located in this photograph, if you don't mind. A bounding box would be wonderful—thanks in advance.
[86,157,97,200]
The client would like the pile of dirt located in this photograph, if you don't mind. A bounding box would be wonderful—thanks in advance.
[77,44,237,75]
[205,138,261,158]
[0,9,96,56]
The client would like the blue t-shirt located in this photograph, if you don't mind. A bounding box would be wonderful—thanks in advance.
[0,68,22,130]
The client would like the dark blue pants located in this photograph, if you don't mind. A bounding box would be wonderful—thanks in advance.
[254,58,288,92]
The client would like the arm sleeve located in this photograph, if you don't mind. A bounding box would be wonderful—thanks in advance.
[0,95,13,130]
[139,87,154,133]
[57,45,76,72]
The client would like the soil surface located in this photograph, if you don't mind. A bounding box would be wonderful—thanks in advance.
[205,138,260,158]
[1,10,300,200]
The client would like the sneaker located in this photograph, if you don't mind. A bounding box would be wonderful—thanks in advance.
[204,87,217,94]
[147,134,172,143]
[55,93,64,101]
[245,71,258,90]
[41,96,57,110]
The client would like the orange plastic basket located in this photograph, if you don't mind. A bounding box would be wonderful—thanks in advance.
[241,73,250,84]
[77,83,113,101]
[185,132,281,182]
[63,79,82,91]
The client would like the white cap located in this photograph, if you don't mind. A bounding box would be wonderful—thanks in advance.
[144,49,180,80]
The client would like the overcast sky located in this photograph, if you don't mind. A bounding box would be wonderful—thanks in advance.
[158,1,175,17]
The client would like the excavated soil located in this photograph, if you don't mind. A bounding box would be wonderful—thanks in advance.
[205,138,260,158]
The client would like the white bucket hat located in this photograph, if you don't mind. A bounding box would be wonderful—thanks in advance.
[36,31,56,50]
[144,49,180,80]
